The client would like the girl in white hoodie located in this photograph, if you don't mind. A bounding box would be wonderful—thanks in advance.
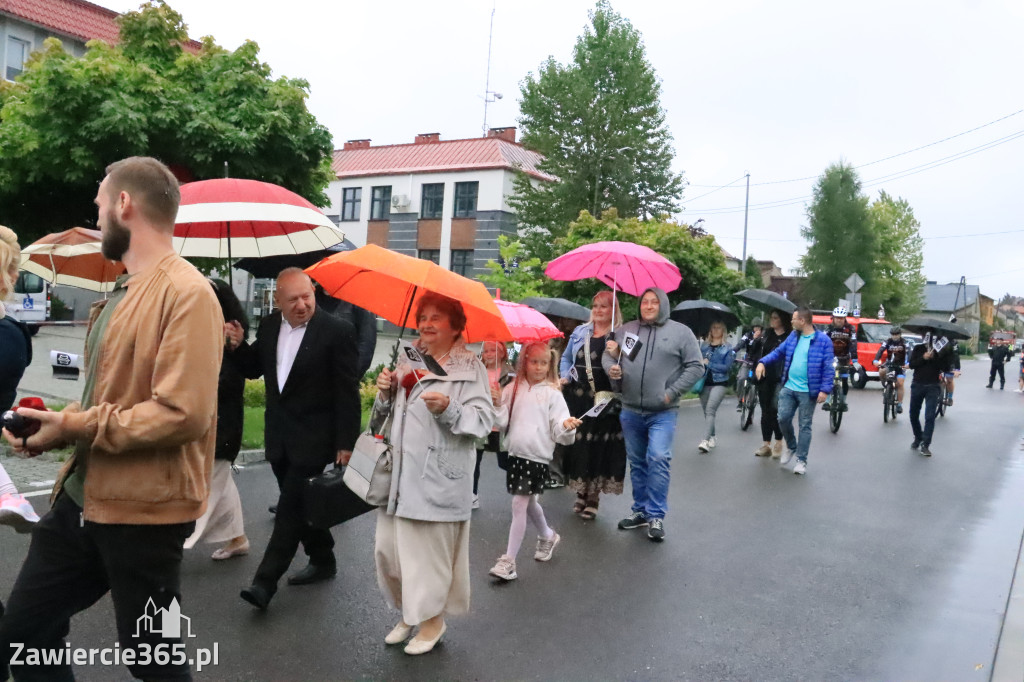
[489,343,581,581]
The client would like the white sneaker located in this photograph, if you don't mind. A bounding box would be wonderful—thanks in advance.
[0,493,40,534]
[488,554,517,581]
[779,449,795,466]
[698,440,710,453]
[534,532,560,561]
[794,461,807,475]
[472,494,480,509]
[708,437,717,449]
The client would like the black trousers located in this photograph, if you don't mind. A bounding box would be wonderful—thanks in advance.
[909,383,941,447]
[253,458,334,590]
[474,432,508,494]
[989,362,1006,387]
[757,381,782,442]
[0,495,194,682]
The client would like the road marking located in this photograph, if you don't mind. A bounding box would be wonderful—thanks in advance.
[22,489,52,498]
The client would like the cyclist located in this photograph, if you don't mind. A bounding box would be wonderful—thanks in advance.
[874,325,908,413]
[733,320,763,411]
[944,314,961,405]
[823,306,857,412]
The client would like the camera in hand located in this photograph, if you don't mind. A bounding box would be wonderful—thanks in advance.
[2,410,41,439]
[2,397,47,440]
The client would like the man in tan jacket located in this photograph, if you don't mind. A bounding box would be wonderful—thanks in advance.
[0,157,222,682]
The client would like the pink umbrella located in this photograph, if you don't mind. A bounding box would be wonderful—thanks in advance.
[493,300,563,343]
[545,241,681,329]
[546,241,681,296]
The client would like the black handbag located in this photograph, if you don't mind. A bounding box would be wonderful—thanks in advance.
[304,465,375,529]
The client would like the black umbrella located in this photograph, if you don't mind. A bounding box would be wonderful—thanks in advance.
[670,299,740,335]
[901,316,972,341]
[234,238,357,279]
[735,288,797,314]
[519,297,591,322]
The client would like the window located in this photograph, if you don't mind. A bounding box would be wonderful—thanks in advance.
[14,271,44,294]
[418,250,440,265]
[6,37,29,81]
[453,182,479,218]
[451,250,474,277]
[421,183,444,219]
[341,187,361,221]
[370,186,391,220]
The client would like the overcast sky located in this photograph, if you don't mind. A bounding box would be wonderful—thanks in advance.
[94,0,1024,300]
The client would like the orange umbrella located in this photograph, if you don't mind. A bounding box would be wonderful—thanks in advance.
[20,227,126,293]
[306,244,513,347]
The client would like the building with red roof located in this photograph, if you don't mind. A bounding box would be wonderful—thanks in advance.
[1,0,200,81]
[327,127,552,277]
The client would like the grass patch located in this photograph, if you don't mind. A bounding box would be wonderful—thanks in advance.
[242,406,264,450]
[241,406,373,450]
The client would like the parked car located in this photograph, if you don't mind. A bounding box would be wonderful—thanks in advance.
[3,271,51,335]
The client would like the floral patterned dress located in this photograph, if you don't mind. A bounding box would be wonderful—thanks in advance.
[563,333,627,499]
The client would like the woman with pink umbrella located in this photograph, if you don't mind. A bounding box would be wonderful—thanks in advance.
[558,290,627,520]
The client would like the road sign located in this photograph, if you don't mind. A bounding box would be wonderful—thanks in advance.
[844,273,865,293]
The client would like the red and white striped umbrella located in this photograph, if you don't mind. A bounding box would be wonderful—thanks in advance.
[20,227,126,293]
[174,179,344,260]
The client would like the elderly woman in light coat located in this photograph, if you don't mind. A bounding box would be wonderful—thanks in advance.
[372,292,494,655]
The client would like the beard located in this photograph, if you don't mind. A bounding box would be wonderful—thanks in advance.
[101,213,132,261]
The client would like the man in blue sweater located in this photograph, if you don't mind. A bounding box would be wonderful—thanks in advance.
[755,307,835,476]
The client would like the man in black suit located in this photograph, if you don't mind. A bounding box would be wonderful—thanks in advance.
[232,267,361,610]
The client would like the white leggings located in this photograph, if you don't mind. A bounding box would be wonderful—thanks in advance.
[0,462,17,496]
[505,494,553,559]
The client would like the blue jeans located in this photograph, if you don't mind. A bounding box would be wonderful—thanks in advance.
[777,387,817,463]
[909,382,941,446]
[619,408,679,520]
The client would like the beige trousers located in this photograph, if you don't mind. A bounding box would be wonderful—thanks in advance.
[184,460,245,549]
[374,510,471,625]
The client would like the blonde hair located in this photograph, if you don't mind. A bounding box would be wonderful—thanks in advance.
[0,226,20,300]
[590,290,623,328]
[708,320,727,343]
[517,341,560,388]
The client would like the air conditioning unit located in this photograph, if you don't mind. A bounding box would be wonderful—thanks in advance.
[391,194,410,209]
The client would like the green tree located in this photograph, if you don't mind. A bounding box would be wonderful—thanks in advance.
[869,191,925,321]
[545,209,745,321]
[0,1,334,243]
[799,162,878,311]
[478,235,545,302]
[511,1,683,262]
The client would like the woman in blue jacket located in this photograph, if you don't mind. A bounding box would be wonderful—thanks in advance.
[698,320,736,453]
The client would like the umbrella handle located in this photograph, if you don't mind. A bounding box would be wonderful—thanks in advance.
[388,285,419,371]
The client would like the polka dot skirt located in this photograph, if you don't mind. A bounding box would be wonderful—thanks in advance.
[505,455,549,496]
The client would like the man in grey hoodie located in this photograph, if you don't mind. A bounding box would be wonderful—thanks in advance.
[603,287,704,542]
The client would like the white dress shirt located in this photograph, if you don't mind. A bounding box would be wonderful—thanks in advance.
[276,318,308,392]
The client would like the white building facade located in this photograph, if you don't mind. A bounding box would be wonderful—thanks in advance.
[325,128,551,277]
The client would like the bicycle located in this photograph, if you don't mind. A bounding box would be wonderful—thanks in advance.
[881,362,899,423]
[935,381,948,419]
[825,358,850,433]
[738,361,758,431]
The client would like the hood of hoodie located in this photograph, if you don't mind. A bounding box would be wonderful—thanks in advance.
[640,287,672,327]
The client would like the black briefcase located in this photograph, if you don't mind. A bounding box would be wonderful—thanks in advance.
[304,466,375,529]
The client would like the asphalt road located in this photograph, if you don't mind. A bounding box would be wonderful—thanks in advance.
[2,357,1023,681]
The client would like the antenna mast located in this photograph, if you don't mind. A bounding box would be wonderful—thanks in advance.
[483,2,498,133]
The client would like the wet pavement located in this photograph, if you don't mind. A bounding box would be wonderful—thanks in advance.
[2,351,1024,680]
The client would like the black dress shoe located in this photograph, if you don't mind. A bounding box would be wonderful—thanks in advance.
[287,563,337,586]
[240,583,274,610]
[268,505,277,514]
